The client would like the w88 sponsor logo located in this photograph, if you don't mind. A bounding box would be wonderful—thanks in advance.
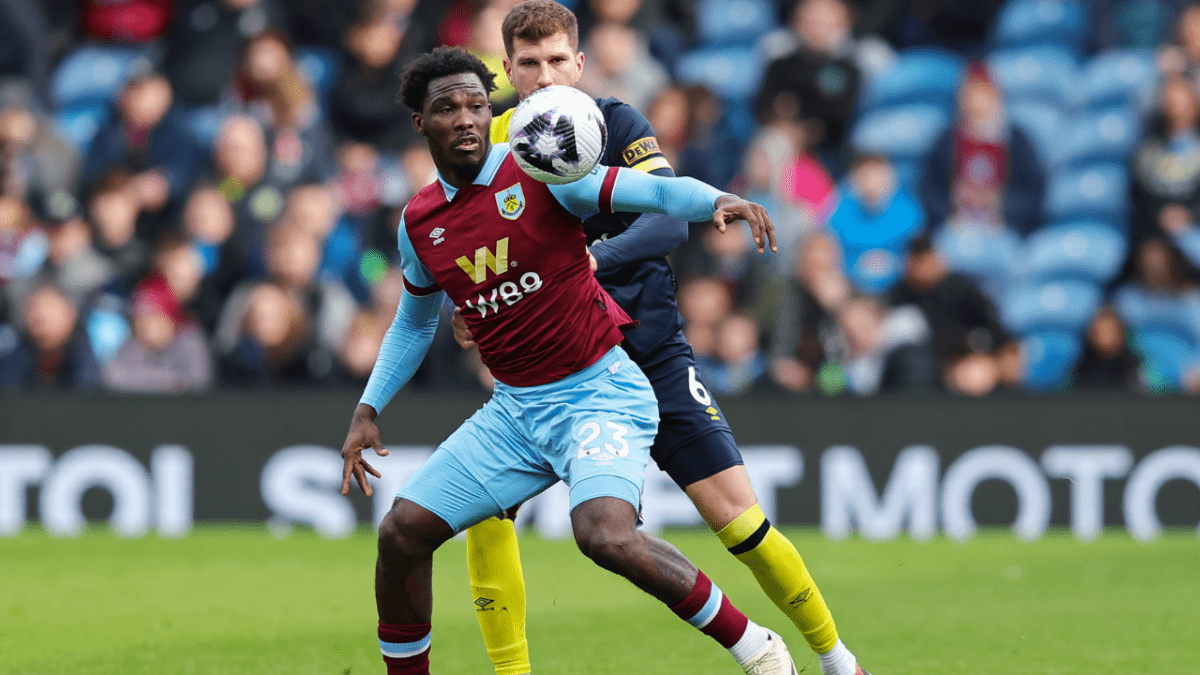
[463,271,544,317]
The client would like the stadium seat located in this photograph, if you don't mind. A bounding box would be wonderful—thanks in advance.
[1113,285,1200,341]
[858,48,965,113]
[1019,221,1128,284]
[1002,278,1102,334]
[1130,328,1198,392]
[54,101,111,153]
[1054,106,1140,169]
[850,103,950,161]
[1172,227,1200,270]
[675,46,764,102]
[695,0,776,47]
[934,224,1020,303]
[987,45,1079,108]
[1082,49,1158,111]
[992,0,1089,56]
[86,307,130,365]
[1044,162,1128,225]
[1007,100,1062,166]
[51,46,145,108]
[1021,330,1083,391]
[296,46,342,113]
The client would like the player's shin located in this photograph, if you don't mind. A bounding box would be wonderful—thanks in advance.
[717,505,858,672]
[669,569,780,669]
[466,516,531,675]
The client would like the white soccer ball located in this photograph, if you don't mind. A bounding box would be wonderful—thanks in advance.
[507,85,607,185]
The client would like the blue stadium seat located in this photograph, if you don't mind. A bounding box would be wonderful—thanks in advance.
[86,308,130,365]
[987,45,1079,108]
[695,0,776,47]
[1044,162,1128,225]
[850,103,950,160]
[675,46,764,102]
[51,46,144,108]
[1054,106,1140,169]
[1002,278,1102,334]
[1019,221,1128,283]
[1130,328,1197,392]
[296,46,341,112]
[1082,49,1157,111]
[1021,330,1083,391]
[992,0,1089,56]
[54,102,111,153]
[859,48,965,113]
[1172,228,1200,270]
[1113,285,1200,341]
[1007,100,1062,165]
[934,225,1020,302]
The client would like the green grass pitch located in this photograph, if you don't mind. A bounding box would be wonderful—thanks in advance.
[2,527,1197,675]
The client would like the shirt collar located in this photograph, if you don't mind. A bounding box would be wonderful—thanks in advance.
[437,143,509,202]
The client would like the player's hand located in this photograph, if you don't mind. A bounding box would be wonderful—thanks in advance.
[586,246,598,272]
[713,195,777,254]
[340,403,388,497]
[452,307,477,349]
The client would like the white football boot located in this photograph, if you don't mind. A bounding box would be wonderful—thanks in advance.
[742,630,800,675]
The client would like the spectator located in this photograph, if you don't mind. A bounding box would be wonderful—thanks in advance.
[285,0,366,50]
[828,153,925,295]
[80,0,173,43]
[466,2,518,111]
[210,115,284,277]
[0,282,102,388]
[829,295,938,396]
[644,85,689,168]
[755,0,863,159]
[84,69,204,228]
[575,0,692,73]
[848,0,1001,53]
[1074,305,1141,390]
[1132,74,1200,241]
[218,280,318,386]
[15,212,114,308]
[0,194,47,285]
[161,0,289,108]
[180,185,246,330]
[889,234,1013,369]
[214,221,356,380]
[701,312,769,396]
[0,0,51,106]
[225,30,337,185]
[331,4,418,152]
[770,233,852,393]
[577,21,669,113]
[1114,238,1200,390]
[919,62,1046,237]
[0,81,80,208]
[675,85,743,191]
[676,276,734,362]
[103,273,213,392]
[675,222,772,318]
[334,308,387,385]
[87,169,151,292]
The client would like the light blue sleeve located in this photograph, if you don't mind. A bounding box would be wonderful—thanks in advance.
[548,165,729,222]
[358,290,443,414]
[396,208,438,293]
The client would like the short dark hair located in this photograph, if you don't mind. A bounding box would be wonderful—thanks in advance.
[398,46,497,112]
[501,0,579,57]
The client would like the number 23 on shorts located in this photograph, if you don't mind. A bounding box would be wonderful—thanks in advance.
[576,419,631,460]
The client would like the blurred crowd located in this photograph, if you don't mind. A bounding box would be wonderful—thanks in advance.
[2,0,1200,396]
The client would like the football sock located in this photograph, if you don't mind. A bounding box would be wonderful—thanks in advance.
[378,621,431,675]
[818,639,859,675]
[466,516,531,675]
[670,569,769,667]
[717,505,840,654]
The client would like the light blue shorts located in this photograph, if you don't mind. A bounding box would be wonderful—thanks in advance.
[397,347,659,533]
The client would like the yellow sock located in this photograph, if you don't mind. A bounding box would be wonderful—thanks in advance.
[466,517,530,675]
[717,505,840,654]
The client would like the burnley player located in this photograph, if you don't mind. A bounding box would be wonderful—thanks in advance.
[456,3,870,675]
[338,47,799,675]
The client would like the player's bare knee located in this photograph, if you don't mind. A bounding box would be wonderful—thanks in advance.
[377,500,451,560]
[575,525,638,570]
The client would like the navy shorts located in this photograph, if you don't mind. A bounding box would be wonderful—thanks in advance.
[636,333,743,488]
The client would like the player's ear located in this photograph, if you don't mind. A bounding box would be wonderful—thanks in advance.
[412,112,424,136]
[575,50,585,74]
[503,57,515,87]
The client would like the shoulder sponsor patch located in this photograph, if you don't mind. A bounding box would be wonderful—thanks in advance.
[495,183,525,220]
[622,136,663,167]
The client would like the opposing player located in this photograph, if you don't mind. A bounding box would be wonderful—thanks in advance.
[459,3,871,675]
[338,47,799,675]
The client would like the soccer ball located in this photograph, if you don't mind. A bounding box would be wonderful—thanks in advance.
[508,85,607,185]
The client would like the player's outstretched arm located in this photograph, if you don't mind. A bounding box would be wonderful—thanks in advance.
[550,166,777,254]
[340,289,443,495]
